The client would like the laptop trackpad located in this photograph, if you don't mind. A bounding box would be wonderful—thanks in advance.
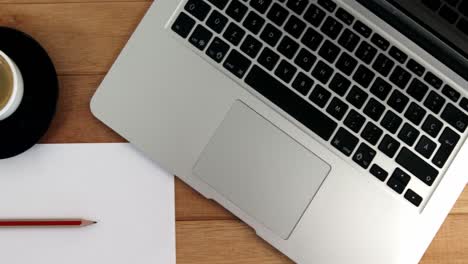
[193,101,331,239]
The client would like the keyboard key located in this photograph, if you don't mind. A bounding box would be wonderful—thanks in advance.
[379,134,401,158]
[344,109,366,133]
[404,189,423,207]
[370,77,392,101]
[312,61,334,84]
[223,49,252,78]
[361,122,383,145]
[353,143,376,169]
[355,41,377,64]
[319,40,341,63]
[398,123,420,146]
[207,0,229,10]
[309,84,332,107]
[260,24,282,46]
[332,127,359,156]
[441,103,468,132]
[275,60,297,83]
[245,65,338,140]
[189,24,213,50]
[388,90,409,113]
[461,98,468,112]
[405,102,427,126]
[258,47,280,70]
[321,17,343,40]
[381,110,403,134]
[422,0,442,11]
[250,0,272,14]
[287,0,309,15]
[172,12,196,38]
[407,79,429,102]
[440,5,459,24]
[353,20,372,38]
[424,72,443,89]
[301,27,324,51]
[277,36,300,59]
[353,65,375,88]
[226,0,248,22]
[327,97,349,120]
[185,0,212,21]
[206,10,228,33]
[370,164,388,181]
[240,35,263,58]
[223,23,246,45]
[206,37,230,62]
[432,127,460,168]
[396,147,438,186]
[267,3,289,26]
[329,73,351,96]
[338,29,360,52]
[336,52,358,76]
[304,4,326,27]
[284,15,306,38]
[364,98,385,121]
[292,72,314,95]
[371,33,390,51]
[336,8,355,25]
[424,91,446,114]
[422,114,443,138]
[406,59,425,77]
[387,168,410,194]
[389,46,408,64]
[372,54,395,77]
[318,0,337,12]
[346,85,368,109]
[416,135,437,159]
[390,66,411,89]
[442,85,461,102]
[295,48,317,71]
[243,11,266,34]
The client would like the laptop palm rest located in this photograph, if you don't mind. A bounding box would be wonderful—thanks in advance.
[193,101,331,239]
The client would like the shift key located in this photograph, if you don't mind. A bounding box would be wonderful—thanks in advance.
[396,147,439,186]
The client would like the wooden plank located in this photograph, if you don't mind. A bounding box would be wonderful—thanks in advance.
[0,2,150,75]
[176,216,468,264]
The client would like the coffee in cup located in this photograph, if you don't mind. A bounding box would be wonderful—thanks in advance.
[0,50,23,120]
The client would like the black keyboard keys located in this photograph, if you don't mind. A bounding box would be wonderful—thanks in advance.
[441,103,468,133]
[387,168,410,194]
[372,54,395,77]
[304,4,326,27]
[396,147,438,186]
[332,127,359,156]
[223,49,252,78]
[240,35,263,58]
[424,72,443,89]
[206,37,230,62]
[243,11,266,34]
[370,77,392,101]
[405,102,427,126]
[344,109,366,133]
[424,91,446,114]
[370,164,388,181]
[361,122,383,145]
[407,59,425,77]
[422,114,443,138]
[327,97,349,120]
[207,0,229,10]
[388,90,409,113]
[379,134,401,158]
[250,0,272,14]
[390,66,411,89]
[329,73,351,96]
[381,110,403,134]
[364,98,385,121]
[277,36,300,59]
[371,33,390,51]
[415,135,437,159]
[172,12,196,38]
[338,29,360,52]
[292,72,314,95]
[275,60,297,83]
[353,65,375,88]
[284,15,306,38]
[407,79,429,102]
[295,48,316,71]
[461,98,468,112]
[398,123,420,146]
[355,41,377,64]
[442,85,461,102]
[432,127,460,168]
[301,27,324,51]
[260,24,283,46]
[206,10,228,33]
[319,40,341,63]
[353,20,372,38]
[336,52,358,76]
[223,23,246,45]
[346,85,368,109]
[189,24,213,50]
[287,0,309,15]
[318,0,337,12]
[258,47,280,70]
[185,0,212,21]
[353,143,376,169]
[226,0,248,22]
[312,61,334,84]
[389,46,408,64]
[336,8,355,25]
[321,17,343,40]
[404,189,423,207]
[267,3,289,26]
[309,84,332,107]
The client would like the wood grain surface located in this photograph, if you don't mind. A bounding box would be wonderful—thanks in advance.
[2,1,466,263]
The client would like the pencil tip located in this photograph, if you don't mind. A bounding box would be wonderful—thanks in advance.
[92,221,97,224]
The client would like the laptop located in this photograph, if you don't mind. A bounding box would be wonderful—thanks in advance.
[91,0,468,263]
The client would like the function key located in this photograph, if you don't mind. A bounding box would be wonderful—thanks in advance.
[404,189,423,207]
[396,147,438,186]
[415,135,437,159]
[387,168,410,194]
[424,91,446,114]
[207,0,229,10]
[243,11,266,34]
[226,0,248,22]
[371,33,390,51]
[378,134,401,158]
[317,0,337,13]
[406,59,425,77]
[338,29,361,52]
[321,17,344,40]
[422,114,443,138]
[389,46,408,64]
[206,37,230,63]
[250,0,272,14]
[332,127,359,156]
[189,24,213,50]
[185,0,212,21]
[267,3,290,26]
[171,12,196,38]
[442,85,461,102]
[206,10,228,33]
[370,164,389,181]
[353,20,372,38]
[389,66,411,89]
[304,4,326,27]
[286,0,309,15]
[441,103,468,133]
[353,143,376,169]
[223,49,252,78]
[432,127,460,168]
[424,72,443,89]
[336,8,355,25]
[461,98,468,112]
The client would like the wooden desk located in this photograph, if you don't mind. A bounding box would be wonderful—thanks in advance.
[1,1,466,263]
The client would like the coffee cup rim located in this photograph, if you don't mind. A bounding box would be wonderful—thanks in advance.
[0,50,24,120]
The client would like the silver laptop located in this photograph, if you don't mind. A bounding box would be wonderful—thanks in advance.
[91,0,468,263]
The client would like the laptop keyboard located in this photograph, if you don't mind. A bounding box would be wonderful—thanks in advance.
[422,0,468,35]
[171,0,468,208]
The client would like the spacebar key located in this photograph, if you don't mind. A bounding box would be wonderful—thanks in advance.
[245,65,338,141]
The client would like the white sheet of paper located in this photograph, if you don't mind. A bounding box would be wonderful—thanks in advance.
[0,143,175,264]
